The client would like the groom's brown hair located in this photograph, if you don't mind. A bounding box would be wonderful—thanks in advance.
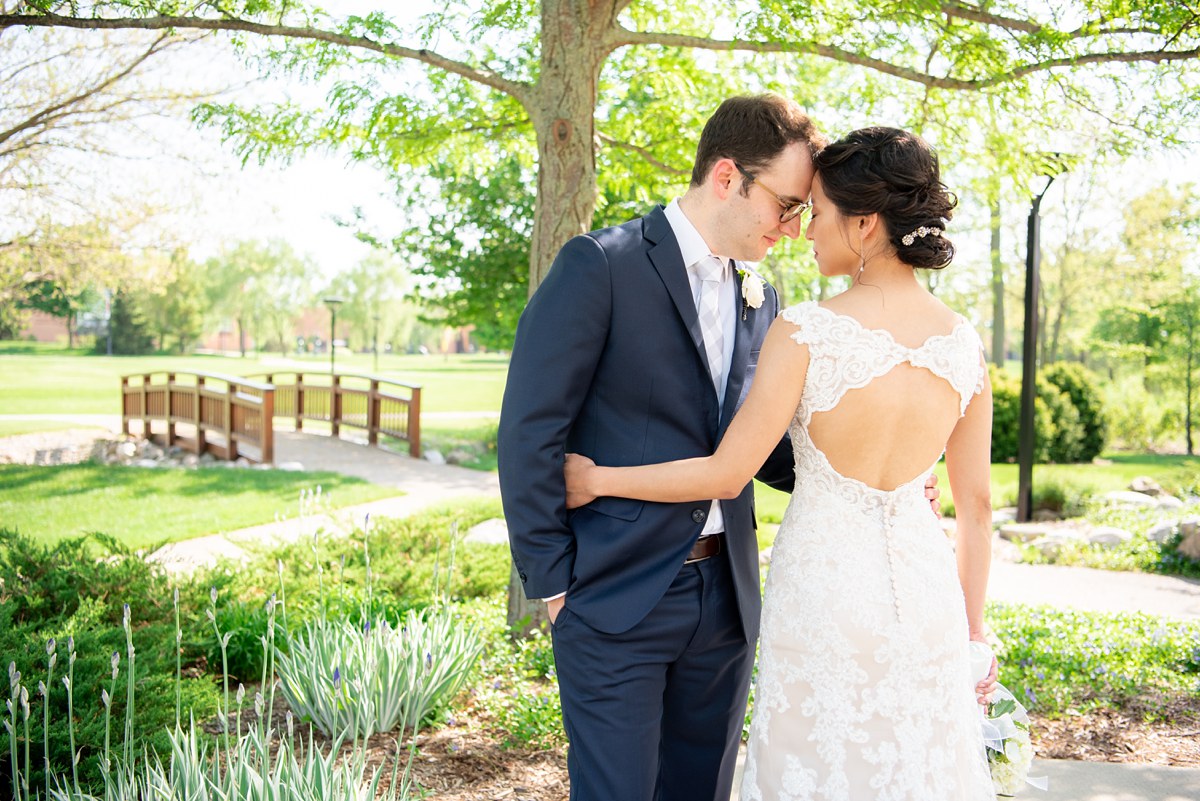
[691,94,825,190]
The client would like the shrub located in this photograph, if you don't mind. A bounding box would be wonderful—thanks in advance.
[988,366,1054,463]
[1038,376,1087,463]
[275,609,483,739]
[0,530,220,793]
[1042,362,1108,461]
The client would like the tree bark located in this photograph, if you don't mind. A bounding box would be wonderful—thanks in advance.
[505,0,615,636]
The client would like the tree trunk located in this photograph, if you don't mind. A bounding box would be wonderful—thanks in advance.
[506,0,611,637]
[990,195,1005,366]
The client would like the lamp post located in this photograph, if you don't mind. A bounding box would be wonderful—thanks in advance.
[323,297,344,375]
[372,313,381,374]
[1017,160,1068,522]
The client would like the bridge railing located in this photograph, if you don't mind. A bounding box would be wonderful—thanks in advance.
[121,371,275,463]
[248,371,422,458]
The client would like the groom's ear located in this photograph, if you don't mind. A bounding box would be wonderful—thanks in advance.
[710,158,739,198]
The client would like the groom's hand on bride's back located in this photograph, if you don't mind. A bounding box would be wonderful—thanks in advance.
[564,453,598,509]
[924,473,941,518]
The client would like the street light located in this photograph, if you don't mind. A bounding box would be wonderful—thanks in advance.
[372,313,381,374]
[323,297,344,375]
[1017,156,1070,522]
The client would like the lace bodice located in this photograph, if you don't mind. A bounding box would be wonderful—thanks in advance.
[783,301,985,420]
[739,301,995,801]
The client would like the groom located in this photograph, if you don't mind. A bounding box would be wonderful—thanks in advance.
[498,94,823,801]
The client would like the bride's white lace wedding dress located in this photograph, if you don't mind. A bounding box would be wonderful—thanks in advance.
[740,302,996,801]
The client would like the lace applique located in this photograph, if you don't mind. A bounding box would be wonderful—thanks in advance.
[781,301,985,417]
[740,301,994,801]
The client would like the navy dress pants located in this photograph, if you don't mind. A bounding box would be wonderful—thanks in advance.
[550,548,754,801]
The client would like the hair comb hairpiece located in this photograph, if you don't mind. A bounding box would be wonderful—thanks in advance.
[901,218,950,246]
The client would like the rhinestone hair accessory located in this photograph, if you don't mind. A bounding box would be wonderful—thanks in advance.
[901,218,950,247]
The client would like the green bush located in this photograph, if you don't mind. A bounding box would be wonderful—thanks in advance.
[0,530,219,793]
[1042,362,1108,461]
[988,366,1098,463]
[989,602,1200,718]
[1038,376,1087,463]
[988,366,1053,463]
[189,500,509,680]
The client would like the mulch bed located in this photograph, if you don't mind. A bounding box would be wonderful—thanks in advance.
[247,700,1199,801]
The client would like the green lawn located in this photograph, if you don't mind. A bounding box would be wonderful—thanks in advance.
[0,463,401,548]
[0,341,509,421]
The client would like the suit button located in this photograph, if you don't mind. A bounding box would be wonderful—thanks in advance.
[519,572,528,582]
[691,509,707,524]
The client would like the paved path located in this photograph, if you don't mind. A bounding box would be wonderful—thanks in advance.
[148,430,499,572]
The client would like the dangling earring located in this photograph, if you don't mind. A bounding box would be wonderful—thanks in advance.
[856,230,866,281]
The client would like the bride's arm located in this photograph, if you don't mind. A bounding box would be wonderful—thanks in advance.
[944,367,996,698]
[566,319,808,506]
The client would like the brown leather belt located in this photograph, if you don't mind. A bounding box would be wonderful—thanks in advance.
[684,534,722,564]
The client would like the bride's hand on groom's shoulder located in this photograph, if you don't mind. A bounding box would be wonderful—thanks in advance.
[564,453,598,509]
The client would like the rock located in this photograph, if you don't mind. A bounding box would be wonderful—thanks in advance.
[1032,533,1079,559]
[1099,490,1160,508]
[1032,509,1061,522]
[182,454,200,468]
[1147,521,1178,543]
[1129,475,1164,496]
[1178,530,1200,562]
[235,457,251,467]
[424,449,446,465]
[445,449,474,465]
[1181,518,1200,538]
[1156,495,1185,509]
[998,523,1050,543]
[1087,526,1133,547]
[117,441,138,459]
[276,461,305,471]
[464,518,510,546]
[991,507,1018,527]
[133,458,160,468]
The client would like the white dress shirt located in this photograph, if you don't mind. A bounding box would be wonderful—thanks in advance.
[663,198,732,538]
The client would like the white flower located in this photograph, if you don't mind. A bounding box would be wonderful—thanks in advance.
[739,268,765,309]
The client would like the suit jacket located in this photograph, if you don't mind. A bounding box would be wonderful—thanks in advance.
[498,205,795,639]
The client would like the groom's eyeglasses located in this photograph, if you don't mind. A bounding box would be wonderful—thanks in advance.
[735,163,811,223]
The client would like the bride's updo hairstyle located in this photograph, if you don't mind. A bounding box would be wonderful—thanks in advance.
[812,127,957,270]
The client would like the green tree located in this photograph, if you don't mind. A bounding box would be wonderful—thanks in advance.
[6,1,1200,300]
[97,288,154,354]
[204,239,314,355]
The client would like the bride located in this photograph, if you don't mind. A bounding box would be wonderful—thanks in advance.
[565,127,997,800]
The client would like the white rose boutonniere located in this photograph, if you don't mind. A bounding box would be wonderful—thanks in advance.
[738,267,766,319]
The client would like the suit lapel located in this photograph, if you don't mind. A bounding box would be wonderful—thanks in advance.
[644,207,707,359]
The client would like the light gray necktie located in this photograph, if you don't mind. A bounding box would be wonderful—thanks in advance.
[695,255,726,398]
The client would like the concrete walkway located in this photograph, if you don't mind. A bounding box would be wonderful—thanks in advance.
[147,430,499,572]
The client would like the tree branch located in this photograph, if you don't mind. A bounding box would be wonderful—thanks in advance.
[613,29,1200,90]
[0,32,176,146]
[0,12,535,108]
[595,131,688,177]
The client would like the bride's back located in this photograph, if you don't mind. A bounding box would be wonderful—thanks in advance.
[794,294,977,492]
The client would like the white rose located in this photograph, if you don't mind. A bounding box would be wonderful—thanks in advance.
[741,272,766,309]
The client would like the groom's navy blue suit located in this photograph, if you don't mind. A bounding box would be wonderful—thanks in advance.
[498,205,795,801]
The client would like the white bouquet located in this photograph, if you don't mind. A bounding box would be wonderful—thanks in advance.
[969,642,1047,797]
